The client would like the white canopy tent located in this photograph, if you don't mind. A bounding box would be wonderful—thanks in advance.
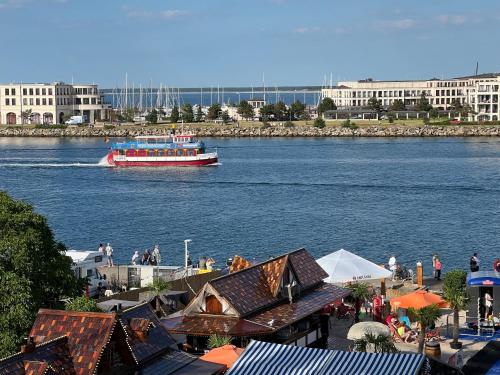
[317,249,392,284]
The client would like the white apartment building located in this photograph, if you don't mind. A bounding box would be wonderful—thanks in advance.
[0,82,110,125]
[321,73,500,121]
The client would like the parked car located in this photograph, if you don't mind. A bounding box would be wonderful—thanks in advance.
[450,118,461,124]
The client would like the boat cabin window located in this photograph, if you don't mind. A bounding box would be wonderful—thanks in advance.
[177,149,184,156]
[94,255,103,263]
[86,269,94,278]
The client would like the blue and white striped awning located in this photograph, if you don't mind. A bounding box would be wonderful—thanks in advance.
[226,340,425,375]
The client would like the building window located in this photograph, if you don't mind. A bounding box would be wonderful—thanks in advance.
[23,88,27,95]
[29,98,34,105]
[12,98,16,105]
[49,98,53,105]
[91,98,96,105]
[5,88,9,95]
[48,88,53,95]
[23,98,27,105]
[42,98,47,105]
[36,98,40,105]
[5,98,10,105]
[42,88,46,95]
[36,88,40,95]
[11,88,16,95]
[29,88,34,95]
[83,98,89,105]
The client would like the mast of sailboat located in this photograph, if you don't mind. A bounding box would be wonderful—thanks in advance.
[125,73,128,109]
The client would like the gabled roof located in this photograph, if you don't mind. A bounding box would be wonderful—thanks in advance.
[208,248,327,317]
[29,310,117,375]
[120,302,176,365]
[0,336,75,375]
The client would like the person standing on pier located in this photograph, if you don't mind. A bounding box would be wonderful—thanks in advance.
[105,243,114,267]
[152,244,161,265]
[435,258,442,280]
[432,254,438,278]
[98,243,104,253]
[470,253,480,272]
[131,250,139,265]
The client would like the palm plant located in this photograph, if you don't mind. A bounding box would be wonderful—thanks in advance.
[207,334,233,349]
[147,278,170,313]
[408,304,442,353]
[348,282,372,322]
[443,270,468,349]
[354,332,399,353]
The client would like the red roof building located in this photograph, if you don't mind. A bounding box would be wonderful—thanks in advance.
[0,303,224,375]
[162,248,349,352]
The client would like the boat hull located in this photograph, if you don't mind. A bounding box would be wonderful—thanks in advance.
[107,152,218,167]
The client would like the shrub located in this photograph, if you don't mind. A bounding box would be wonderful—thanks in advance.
[313,118,326,128]
[103,125,115,130]
[284,121,295,128]
[341,119,358,130]
[261,121,271,129]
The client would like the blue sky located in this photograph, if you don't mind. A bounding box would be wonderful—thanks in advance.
[0,0,499,87]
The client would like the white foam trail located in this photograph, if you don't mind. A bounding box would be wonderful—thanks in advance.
[0,162,112,168]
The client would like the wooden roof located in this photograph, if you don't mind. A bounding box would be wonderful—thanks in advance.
[29,310,117,375]
[208,248,328,317]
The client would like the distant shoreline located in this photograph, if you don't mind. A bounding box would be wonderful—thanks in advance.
[2,123,500,137]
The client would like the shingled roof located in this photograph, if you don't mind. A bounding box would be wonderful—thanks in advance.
[0,336,75,375]
[119,302,176,365]
[29,310,117,375]
[208,248,328,317]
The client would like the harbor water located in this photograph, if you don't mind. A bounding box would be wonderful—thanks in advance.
[1,137,500,273]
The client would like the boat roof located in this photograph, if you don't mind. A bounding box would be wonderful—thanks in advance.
[135,135,193,139]
[66,249,103,263]
[467,271,500,287]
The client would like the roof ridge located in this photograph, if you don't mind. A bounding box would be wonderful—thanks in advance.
[121,300,150,313]
[210,248,306,284]
[37,308,116,319]
[0,335,69,362]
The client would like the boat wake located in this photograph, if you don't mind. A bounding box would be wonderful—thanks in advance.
[0,156,113,168]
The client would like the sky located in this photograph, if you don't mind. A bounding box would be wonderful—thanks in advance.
[0,0,499,88]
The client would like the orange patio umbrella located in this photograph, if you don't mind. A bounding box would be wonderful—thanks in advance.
[200,345,244,370]
[389,290,448,310]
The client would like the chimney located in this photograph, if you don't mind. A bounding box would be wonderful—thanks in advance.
[114,303,122,313]
[21,336,36,354]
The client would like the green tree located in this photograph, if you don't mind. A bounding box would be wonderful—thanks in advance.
[408,304,442,353]
[274,101,287,120]
[207,104,222,120]
[237,100,255,121]
[196,105,204,122]
[354,332,399,353]
[313,118,325,128]
[65,296,102,312]
[390,99,405,111]
[0,192,82,357]
[21,109,33,124]
[417,92,432,112]
[317,97,337,115]
[368,97,383,113]
[221,110,230,124]
[146,108,158,124]
[290,100,306,120]
[207,334,233,349]
[443,270,468,349]
[348,283,372,322]
[181,103,194,123]
[259,104,275,120]
[148,278,170,313]
[429,108,439,119]
[170,105,179,123]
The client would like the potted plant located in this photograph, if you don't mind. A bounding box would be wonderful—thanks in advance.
[443,270,468,349]
[348,282,372,323]
[354,332,399,353]
[408,304,441,353]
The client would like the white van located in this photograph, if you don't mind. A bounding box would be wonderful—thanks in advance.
[67,250,108,297]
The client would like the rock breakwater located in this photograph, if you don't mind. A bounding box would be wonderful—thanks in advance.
[2,124,500,137]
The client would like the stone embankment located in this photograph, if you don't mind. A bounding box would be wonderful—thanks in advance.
[2,125,500,137]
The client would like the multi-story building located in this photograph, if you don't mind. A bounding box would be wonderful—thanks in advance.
[0,82,110,125]
[321,73,500,121]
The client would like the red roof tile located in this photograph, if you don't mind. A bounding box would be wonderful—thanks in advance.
[0,336,75,375]
[229,256,252,273]
[29,310,116,375]
[208,248,327,317]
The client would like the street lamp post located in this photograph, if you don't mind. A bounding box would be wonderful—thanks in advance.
[184,239,192,271]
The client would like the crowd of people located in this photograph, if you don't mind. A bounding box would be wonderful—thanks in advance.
[97,243,162,266]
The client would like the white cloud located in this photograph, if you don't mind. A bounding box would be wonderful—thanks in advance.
[436,14,467,25]
[122,6,187,21]
[374,18,416,30]
[293,26,321,34]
